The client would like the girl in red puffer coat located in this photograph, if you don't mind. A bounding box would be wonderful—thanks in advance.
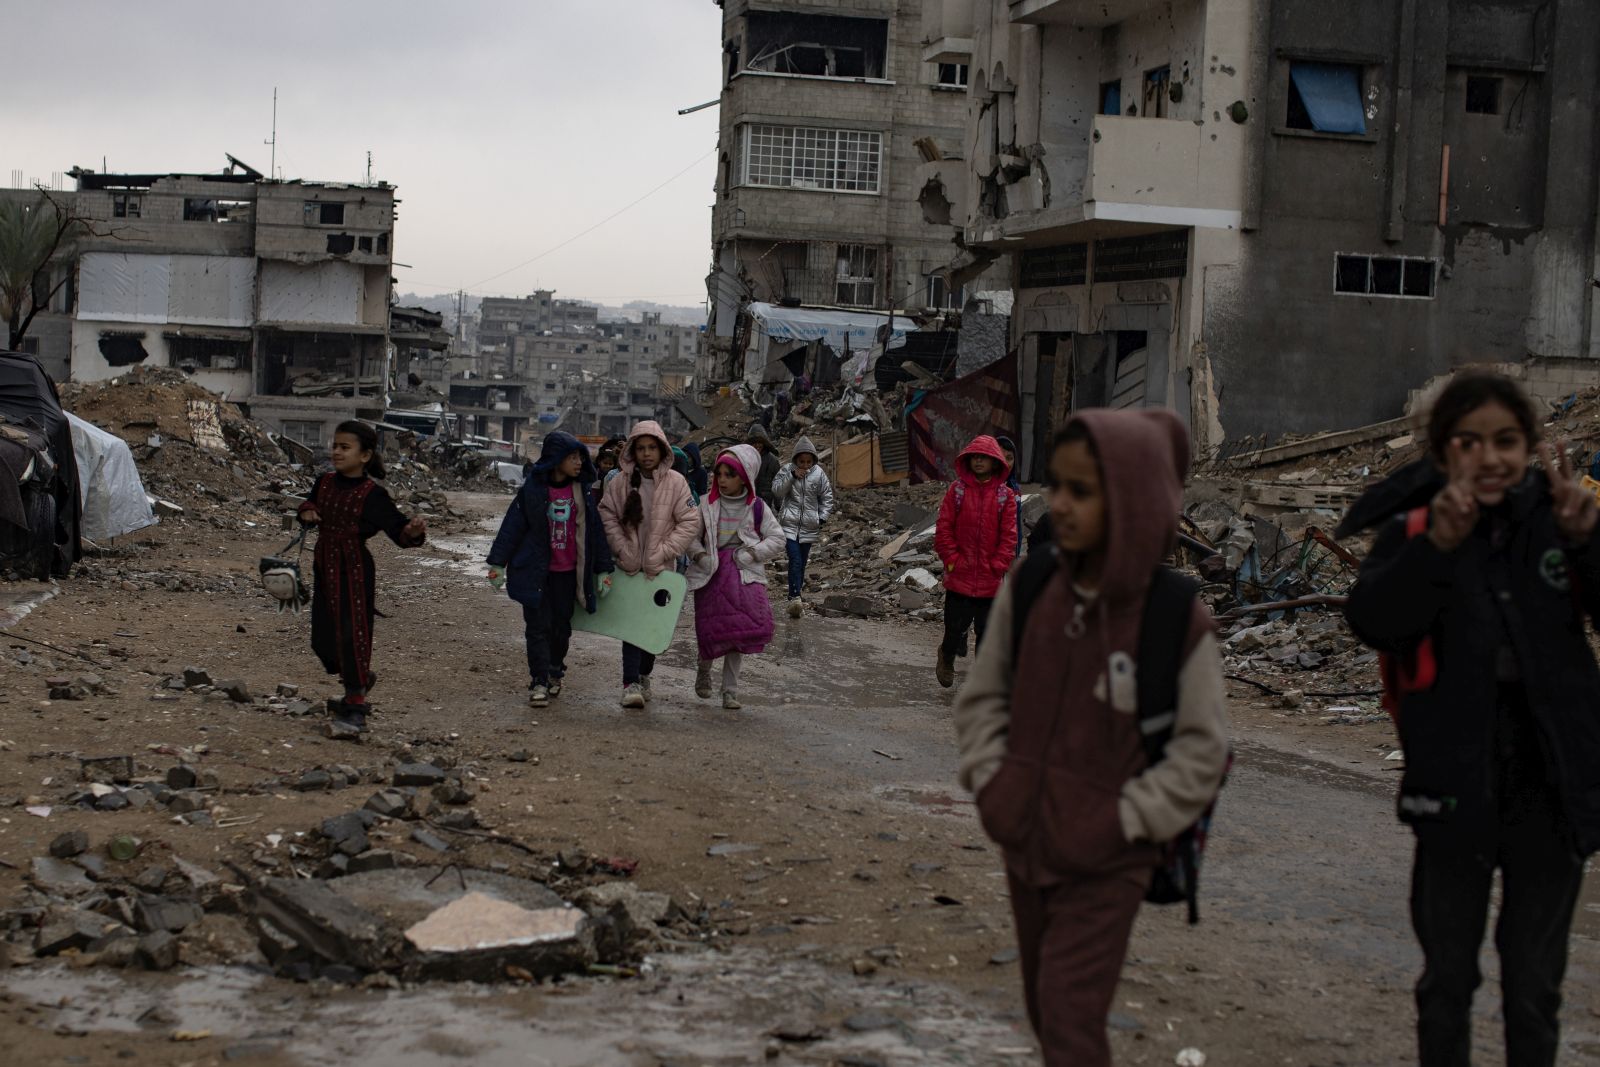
[934,435,1018,688]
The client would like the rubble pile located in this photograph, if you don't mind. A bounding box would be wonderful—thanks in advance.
[56,367,506,540]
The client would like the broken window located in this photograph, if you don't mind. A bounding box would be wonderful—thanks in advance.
[112,194,141,219]
[937,63,969,88]
[358,236,373,253]
[926,274,962,310]
[1334,254,1436,298]
[835,245,878,307]
[280,420,323,448]
[742,124,882,194]
[166,334,251,371]
[744,12,888,80]
[1092,232,1189,283]
[376,233,390,254]
[1287,62,1367,134]
[183,198,250,222]
[326,233,356,255]
[1099,81,1122,117]
[304,202,346,226]
[1465,75,1502,115]
[1143,67,1171,119]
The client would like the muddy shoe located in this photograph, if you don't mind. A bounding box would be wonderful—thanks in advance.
[936,650,955,689]
[326,701,366,740]
[695,662,713,699]
[639,676,654,704]
[787,598,803,619]
[528,684,549,709]
[547,680,563,699]
[722,691,742,710]
[621,683,646,709]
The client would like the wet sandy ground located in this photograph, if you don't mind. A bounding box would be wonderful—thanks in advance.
[1,496,1597,1065]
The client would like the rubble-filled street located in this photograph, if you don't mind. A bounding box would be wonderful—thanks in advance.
[2,472,1597,1065]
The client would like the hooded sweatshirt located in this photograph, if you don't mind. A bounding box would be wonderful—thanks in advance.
[935,435,1018,598]
[770,435,835,544]
[952,409,1229,887]
[747,423,782,507]
[599,420,701,577]
[994,434,1025,557]
[487,432,615,612]
[686,443,786,592]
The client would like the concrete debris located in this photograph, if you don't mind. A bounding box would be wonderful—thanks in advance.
[403,891,584,953]
[48,830,89,858]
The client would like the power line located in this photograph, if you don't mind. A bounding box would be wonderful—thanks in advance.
[465,148,716,291]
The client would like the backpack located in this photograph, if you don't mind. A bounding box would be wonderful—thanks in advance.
[1011,546,1228,925]
[952,479,1015,517]
[1378,506,1437,721]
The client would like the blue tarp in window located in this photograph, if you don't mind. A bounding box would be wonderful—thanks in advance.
[1290,62,1366,135]
[1102,83,1121,116]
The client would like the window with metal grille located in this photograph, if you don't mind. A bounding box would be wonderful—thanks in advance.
[1334,254,1436,298]
[742,125,882,194]
[835,245,877,306]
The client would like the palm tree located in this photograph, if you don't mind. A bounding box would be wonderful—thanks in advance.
[0,190,82,351]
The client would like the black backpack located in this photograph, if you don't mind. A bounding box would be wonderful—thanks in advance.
[1011,546,1228,925]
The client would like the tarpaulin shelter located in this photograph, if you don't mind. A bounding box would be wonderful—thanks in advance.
[1289,62,1367,135]
[0,350,82,574]
[906,351,1019,484]
[743,303,912,388]
[67,413,157,541]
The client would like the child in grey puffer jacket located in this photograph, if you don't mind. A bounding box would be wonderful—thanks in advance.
[771,435,834,617]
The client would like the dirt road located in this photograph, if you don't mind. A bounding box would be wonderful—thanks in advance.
[1,493,1596,1066]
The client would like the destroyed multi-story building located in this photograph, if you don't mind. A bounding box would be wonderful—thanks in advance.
[947,0,1600,473]
[476,291,601,377]
[704,0,997,385]
[6,158,402,449]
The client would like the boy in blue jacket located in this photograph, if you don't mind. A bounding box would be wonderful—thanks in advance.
[487,433,614,708]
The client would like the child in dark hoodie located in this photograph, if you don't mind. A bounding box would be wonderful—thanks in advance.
[486,432,615,709]
[1342,372,1600,1067]
[933,435,1018,688]
[954,410,1229,1067]
[996,434,1025,558]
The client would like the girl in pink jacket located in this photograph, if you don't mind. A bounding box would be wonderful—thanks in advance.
[599,421,701,708]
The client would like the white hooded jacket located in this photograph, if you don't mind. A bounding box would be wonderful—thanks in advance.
[770,435,834,544]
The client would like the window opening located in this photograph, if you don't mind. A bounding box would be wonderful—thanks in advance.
[358,236,373,253]
[742,124,882,193]
[1099,81,1122,117]
[1465,75,1502,115]
[744,12,888,80]
[926,274,963,310]
[304,202,346,226]
[1334,254,1435,298]
[1287,62,1367,134]
[166,335,251,371]
[112,194,141,219]
[376,233,389,254]
[835,245,878,307]
[280,420,323,448]
[326,233,356,255]
[937,63,969,88]
[1142,67,1171,119]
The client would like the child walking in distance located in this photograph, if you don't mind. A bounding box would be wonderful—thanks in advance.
[1342,372,1600,1067]
[747,424,782,508]
[934,435,1018,688]
[954,410,1229,1067]
[686,445,785,709]
[771,434,834,618]
[996,434,1026,558]
[486,432,615,709]
[298,421,427,735]
[600,420,701,708]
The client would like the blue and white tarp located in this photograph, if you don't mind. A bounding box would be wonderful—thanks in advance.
[744,302,913,387]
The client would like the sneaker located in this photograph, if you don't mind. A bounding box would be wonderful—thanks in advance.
[695,662,713,700]
[787,598,803,619]
[722,691,742,710]
[621,683,646,709]
[547,680,562,699]
[936,650,955,689]
[528,685,549,708]
[327,700,367,738]
[639,676,654,703]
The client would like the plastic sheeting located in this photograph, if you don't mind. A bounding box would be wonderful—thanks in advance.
[1290,62,1367,135]
[67,413,157,541]
[748,302,910,357]
[78,253,255,327]
[259,260,363,325]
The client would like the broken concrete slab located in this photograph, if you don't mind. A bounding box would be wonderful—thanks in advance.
[136,930,179,971]
[182,666,214,688]
[36,907,127,956]
[822,594,883,619]
[30,856,95,895]
[320,813,370,856]
[49,831,89,858]
[576,882,677,929]
[393,764,447,787]
[135,897,205,934]
[410,829,450,853]
[347,850,401,874]
[218,679,255,703]
[246,877,398,972]
[402,891,594,983]
[364,790,410,819]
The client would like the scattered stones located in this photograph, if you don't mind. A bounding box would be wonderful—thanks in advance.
[431,810,478,831]
[276,683,299,698]
[218,679,255,704]
[431,781,474,806]
[410,829,451,853]
[166,765,199,789]
[37,907,125,956]
[166,791,207,814]
[321,813,371,856]
[348,850,401,874]
[707,842,760,857]
[393,763,447,787]
[49,830,89,858]
[364,789,411,819]
[294,769,333,792]
[30,856,95,894]
[136,930,180,970]
[182,667,214,688]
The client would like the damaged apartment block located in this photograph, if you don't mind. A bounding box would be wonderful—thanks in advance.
[39,155,399,447]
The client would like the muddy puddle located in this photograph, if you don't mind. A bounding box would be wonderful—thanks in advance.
[3,946,1033,1066]
[0,580,57,630]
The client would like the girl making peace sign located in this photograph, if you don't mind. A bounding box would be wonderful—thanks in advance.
[1343,372,1600,1067]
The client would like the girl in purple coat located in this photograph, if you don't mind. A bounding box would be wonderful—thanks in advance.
[685,444,785,709]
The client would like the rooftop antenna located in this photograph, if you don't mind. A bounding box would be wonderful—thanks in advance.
[366,151,372,184]
[264,88,278,181]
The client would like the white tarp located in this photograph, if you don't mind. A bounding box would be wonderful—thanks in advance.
[78,253,254,327]
[67,413,157,541]
[167,255,254,326]
[78,252,170,323]
[259,260,362,325]
[744,302,914,389]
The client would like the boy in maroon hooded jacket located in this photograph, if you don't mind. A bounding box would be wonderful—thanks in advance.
[933,435,1018,688]
[953,410,1229,1067]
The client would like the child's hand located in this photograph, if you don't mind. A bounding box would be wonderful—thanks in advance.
[487,567,505,591]
[736,548,754,565]
[300,507,321,525]
[403,516,428,540]
[1428,439,1481,552]
[1542,441,1600,544]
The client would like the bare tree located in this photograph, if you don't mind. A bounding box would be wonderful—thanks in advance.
[0,187,109,351]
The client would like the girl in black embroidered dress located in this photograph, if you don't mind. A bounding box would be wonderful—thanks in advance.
[298,421,426,733]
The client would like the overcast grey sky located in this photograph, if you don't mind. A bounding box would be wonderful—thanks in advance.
[10,0,725,307]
